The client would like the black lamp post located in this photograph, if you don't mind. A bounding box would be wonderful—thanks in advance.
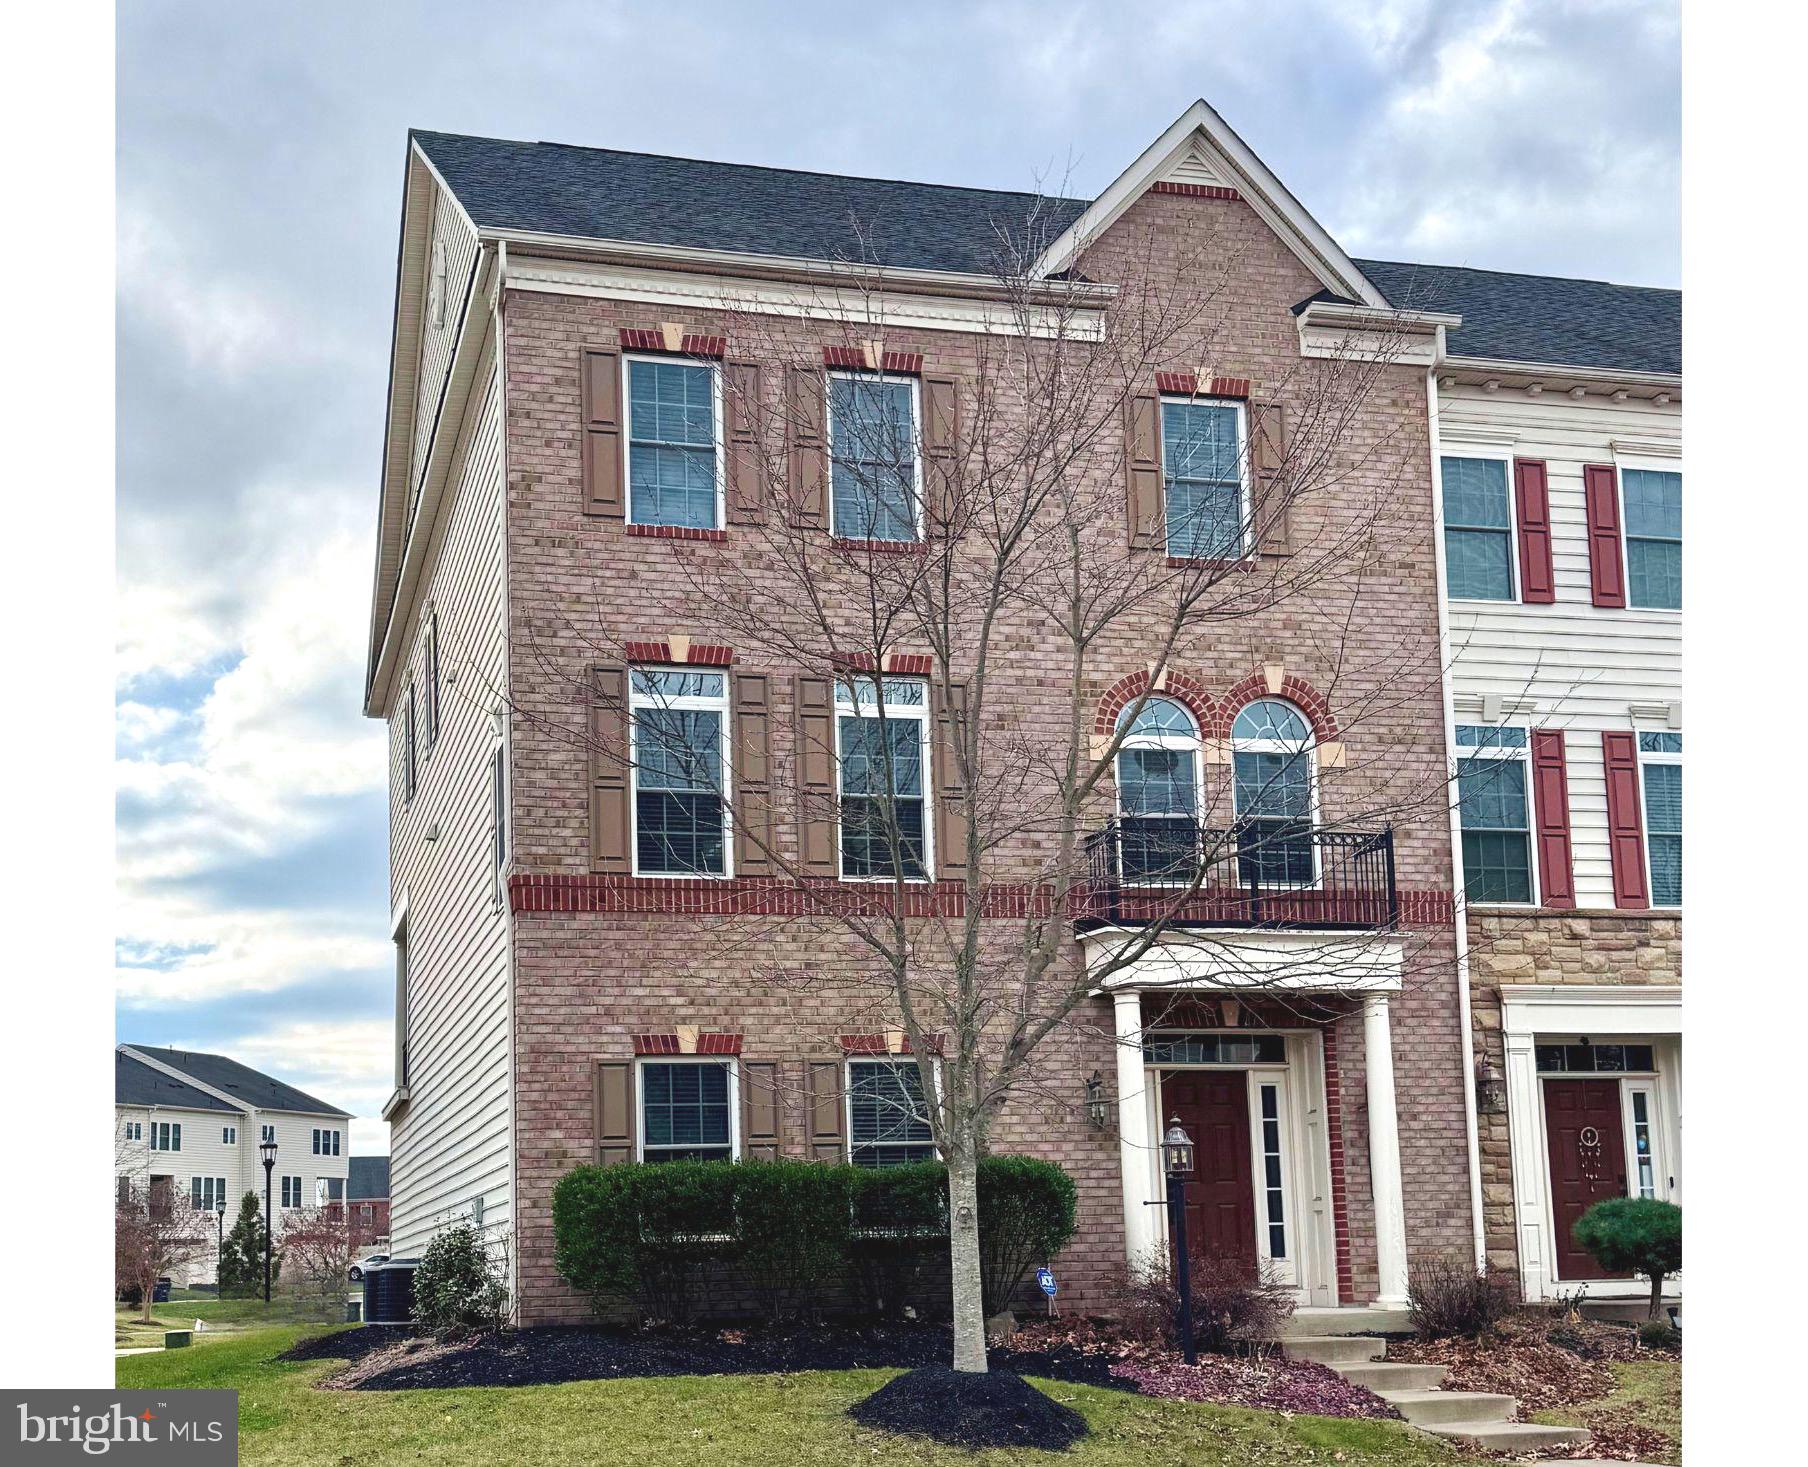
[258,1136,278,1304]
[215,1198,226,1294]
[1162,1117,1197,1365]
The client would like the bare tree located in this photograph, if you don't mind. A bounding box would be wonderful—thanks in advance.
[277,1208,354,1319]
[114,1177,213,1323]
[507,203,1462,1372]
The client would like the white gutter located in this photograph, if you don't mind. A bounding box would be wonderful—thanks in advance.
[1441,355,1680,394]
[1424,370,1489,1271]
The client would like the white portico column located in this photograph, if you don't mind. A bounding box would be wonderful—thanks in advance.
[1113,990,1161,1270]
[1362,993,1411,1307]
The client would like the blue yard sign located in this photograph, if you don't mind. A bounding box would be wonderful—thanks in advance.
[1036,1267,1057,1297]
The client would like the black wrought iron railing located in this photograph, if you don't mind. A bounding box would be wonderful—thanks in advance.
[1079,819,1398,930]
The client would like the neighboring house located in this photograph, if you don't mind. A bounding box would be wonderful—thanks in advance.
[347,1155,392,1247]
[115,1045,354,1284]
[1404,266,1682,1303]
[364,97,1675,1324]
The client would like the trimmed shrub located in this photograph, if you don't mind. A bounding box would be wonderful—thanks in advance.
[850,1161,946,1320]
[1638,1318,1680,1351]
[734,1160,856,1322]
[976,1155,1079,1316]
[1407,1256,1519,1339]
[1572,1198,1681,1319]
[413,1222,508,1336]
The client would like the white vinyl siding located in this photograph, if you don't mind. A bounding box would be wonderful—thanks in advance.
[408,180,481,516]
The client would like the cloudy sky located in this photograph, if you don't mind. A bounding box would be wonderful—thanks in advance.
[116,0,1679,1154]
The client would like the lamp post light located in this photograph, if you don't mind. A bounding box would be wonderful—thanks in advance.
[1162,1117,1197,1365]
[258,1136,278,1304]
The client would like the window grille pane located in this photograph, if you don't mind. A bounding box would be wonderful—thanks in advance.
[632,669,726,699]
[849,1061,936,1167]
[840,796,927,879]
[641,1063,733,1161]
[1462,830,1533,903]
[1258,1083,1286,1259]
[1638,732,1682,754]
[1162,402,1244,558]
[635,708,725,875]
[1234,750,1312,885]
[1643,761,1680,905]
[1631,1091,1656,1198]
[1622,469,1681,538]
[1445,527,1514,599]
[1627,537,1681,610]
[1232,699,1310,744]
[838,715,923,797]
[1142,1034,1286,1065]
[1456,725,1527,749]
[628,360,717,529]
[829,377,918,541]
[1117,696,1196,737]
[1119,748,1198,816]
[1458,755,1529,831]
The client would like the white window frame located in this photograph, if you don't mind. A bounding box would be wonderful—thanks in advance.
[1113,695,1203,886]
[1637,731,1681,911]
[403,677,419,804]
[124,1120,142,1142]
[1621,1080,1667,1202]
[1438,448,1520,604]
[1614,455,1682,614]
[834,675,933,882]
[1159,395,1251,561]
[490,725,510,904]
[633,1056,741,1163]
[622,353,726,531]
[844,1056,942,1167]
[628,666,734,880]
[1230,698,1323,888]
[280,1175,303,1210]
[151,1121,181,1152]
[1248,1072,1298,1286]
[1455,720,1540,907]
[260,1123,275,1145]
[826,370,925,542]
[222,1126,236,1146]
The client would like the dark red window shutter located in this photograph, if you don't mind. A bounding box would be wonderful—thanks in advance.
[1601,731,1649,908]
[1583,464,1626,608]
[1529,729,1575,906]
[1513,459,1556,604]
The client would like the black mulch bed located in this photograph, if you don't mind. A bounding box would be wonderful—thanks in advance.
[848,1367,1089,1451]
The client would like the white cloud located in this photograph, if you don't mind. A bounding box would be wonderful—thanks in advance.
[205,1019,391,1155]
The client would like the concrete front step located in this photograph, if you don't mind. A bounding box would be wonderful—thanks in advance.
[1380,1388,1514,1426]
[1421,1420,1592,1452]
[1334,1361,1449,1392]
[1279,1335,1384,1366]
[1281,1305,1412,1337]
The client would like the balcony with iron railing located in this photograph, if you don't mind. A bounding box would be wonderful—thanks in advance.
[1078,818,1398,930]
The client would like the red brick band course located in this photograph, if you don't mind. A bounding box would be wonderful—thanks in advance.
[624,524,729,543]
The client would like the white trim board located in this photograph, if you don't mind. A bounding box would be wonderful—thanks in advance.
[1499,984,1681,1037]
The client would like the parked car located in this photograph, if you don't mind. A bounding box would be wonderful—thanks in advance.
[347,1253,389,1282]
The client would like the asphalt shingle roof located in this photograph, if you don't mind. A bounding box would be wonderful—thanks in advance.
[412,131,1678,376]
[123,1046,351,1118]
[116,1050,240,1113]
[1356,259,1679,376]
[348,1156,390,1200]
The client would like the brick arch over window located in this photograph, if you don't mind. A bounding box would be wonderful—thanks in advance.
[1093,669,1216,738]
[1207,670,1341,743]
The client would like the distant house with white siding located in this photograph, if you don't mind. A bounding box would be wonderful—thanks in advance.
[115,1044,354,1285]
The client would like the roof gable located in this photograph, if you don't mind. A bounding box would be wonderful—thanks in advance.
[122,1045,351,1118]
[116,1051,241,1113]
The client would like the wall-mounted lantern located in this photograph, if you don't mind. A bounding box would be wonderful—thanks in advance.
[1083,1071,1109,1130]
[1475,1060,1507,1115]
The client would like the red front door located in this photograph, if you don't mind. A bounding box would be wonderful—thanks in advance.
[1162,1070,1257,1274]
[1543,1078,1630,1280]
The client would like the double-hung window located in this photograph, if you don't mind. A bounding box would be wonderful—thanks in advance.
[260,1123,275,1145]
[1232,699,1317,885]
[280,1176,302,1209]
[222,1126,236,1145]
[1162,398,1248,559]
[828,373,920,542]
[847,1058,937,1167]
[630,668,729,876]
[836,676,929,880]
[1456,724,1533,903]
[1114,697,1201,882]
[626,356,721,529]
[1622,469,1681,609]
[150,1122,181,1152]
[639,1060,736,1162]
[312,1128,341,1157]
[1639,732,1681,906]
[1442,456,1515,600]
[124,1120,142,1142]
[190,1176,227,1211]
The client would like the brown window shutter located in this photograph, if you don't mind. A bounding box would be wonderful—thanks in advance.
[1529,729,1575,906]
[805,1059,846,1162]
[1583,464,1626,607]
[1601,731,1649,908]
[741,1060,781,1160]
[580,347,624,519]
[787,366,829,529]
[588,665,633,874]
[1249,399,1292,556]
[794,674,839,876]
[922,374,960,531]
[725,361,764,525]
[1124,392,1163,550]
[932,681,970,877]
[1514,459,1556,604]
[733,671,775,877]
[594,1060,636,1166]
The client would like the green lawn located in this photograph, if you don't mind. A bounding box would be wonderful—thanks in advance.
[115,1299,344,1350]
[118,1325,1461,1467]
[1532,1358,1682,1466]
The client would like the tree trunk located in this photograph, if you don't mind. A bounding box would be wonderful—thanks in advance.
[1648,1270,1664,1321]
[946,1141,988,1373]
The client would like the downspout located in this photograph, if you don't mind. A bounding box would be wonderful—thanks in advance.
[1425,362,1489,1271]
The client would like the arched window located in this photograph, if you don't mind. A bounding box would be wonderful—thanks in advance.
[1232,699,1316,885]
[1115,696,1200,880]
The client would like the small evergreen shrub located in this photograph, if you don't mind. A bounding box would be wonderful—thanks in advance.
[976,1156,1079,1316]
[733,1160,856,1322]
[1638,1318,1680,1351]
[1572,1198,1681,1319]
[1406,1256,1520,1339]
[413,1221,508,1336]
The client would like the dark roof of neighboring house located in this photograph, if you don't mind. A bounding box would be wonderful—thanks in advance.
[348,1156,390,1200]
[116,1050,240,1113]
[411,131,1679,376]
[1355,259,1680,375]
[412,130,1088,276]
[121,1046,351,1118]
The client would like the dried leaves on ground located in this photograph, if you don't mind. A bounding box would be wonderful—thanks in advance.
[1386,1314,1663,1411]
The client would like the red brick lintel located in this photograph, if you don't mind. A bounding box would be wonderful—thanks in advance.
[1155,372,1252,399]
[624,524,729,543]
[822,345,924,374]
[622,640,735,666]
[619,327,726,358]
[633,1031,744,1056]
[838,1032,945,1056]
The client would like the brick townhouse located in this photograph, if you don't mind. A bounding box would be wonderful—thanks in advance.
[364,99,1674,1325]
